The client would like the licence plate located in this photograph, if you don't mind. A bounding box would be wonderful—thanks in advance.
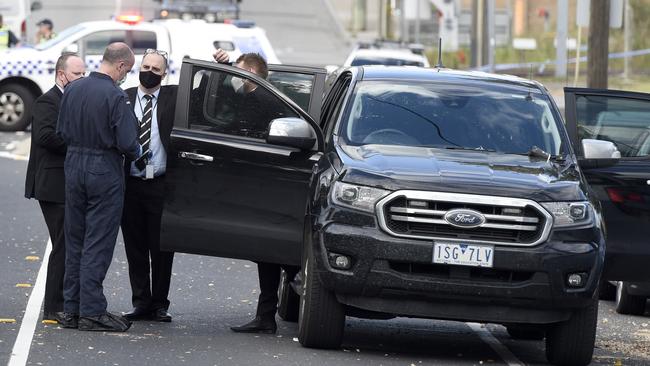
[433,242,494,268]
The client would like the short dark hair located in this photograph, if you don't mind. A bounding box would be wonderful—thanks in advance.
[235,53,268,79]
[55,52,79,75]
[102,42,134,65]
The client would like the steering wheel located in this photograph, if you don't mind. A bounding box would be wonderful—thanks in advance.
[362,128,421,145]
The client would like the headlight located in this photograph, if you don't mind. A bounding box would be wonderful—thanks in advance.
[331,181,390,213]
[541,202,594,228]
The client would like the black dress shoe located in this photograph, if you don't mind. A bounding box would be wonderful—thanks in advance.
[230,316,277,334]
[123,307,153,321]
[153,308,172,322]
[78,313,132,332]
[57,312,79,329]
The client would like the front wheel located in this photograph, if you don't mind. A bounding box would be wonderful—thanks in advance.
[298,248,345,349]
[545,296,598,366]
[615,281,646,315]
[0,84,35,131]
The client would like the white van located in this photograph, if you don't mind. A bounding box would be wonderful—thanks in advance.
[0,16,278,131]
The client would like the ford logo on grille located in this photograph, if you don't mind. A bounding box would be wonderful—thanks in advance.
[444,209,486,228]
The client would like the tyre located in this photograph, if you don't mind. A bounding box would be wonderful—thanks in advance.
[298,246,345,349]
[277,268,300,322]
[598,280,616,301]
[615,281,646,315]
[0,84,35,131]
[506,325,545,340]
[545,296,598,366]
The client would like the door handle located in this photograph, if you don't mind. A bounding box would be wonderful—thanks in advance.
[179,151,214,162]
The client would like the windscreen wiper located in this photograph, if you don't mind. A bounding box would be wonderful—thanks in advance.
[524,146,565,162]
[442,146,496,152]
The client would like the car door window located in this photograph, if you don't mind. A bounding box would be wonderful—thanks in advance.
[267,71,315,112]
[576,95,650,158]
[188,66,299,140]
[129,30,157,54]
[82,30,127,55]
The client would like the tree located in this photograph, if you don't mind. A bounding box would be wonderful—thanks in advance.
[588,0,610,88]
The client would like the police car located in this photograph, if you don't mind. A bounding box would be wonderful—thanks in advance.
[343,40,430,67]
[0,15,279,131]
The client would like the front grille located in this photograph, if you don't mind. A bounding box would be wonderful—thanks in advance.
[389,262,535,283]
[377,191,552,246]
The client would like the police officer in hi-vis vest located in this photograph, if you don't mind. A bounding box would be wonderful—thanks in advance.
[0,14,20,49]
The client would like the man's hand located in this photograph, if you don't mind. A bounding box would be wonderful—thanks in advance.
[213,48,230,64]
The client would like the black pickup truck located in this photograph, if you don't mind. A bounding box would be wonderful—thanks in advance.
[160,60,649,366]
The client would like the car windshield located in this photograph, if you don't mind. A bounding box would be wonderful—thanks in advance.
[34,24,85,50]
[341,80,564,155]
[351,57,424,67]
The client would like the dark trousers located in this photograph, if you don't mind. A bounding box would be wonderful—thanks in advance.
[121,176,174,311]
[39,201,66,315]
[63,153,124,317]
[256,262,299,319]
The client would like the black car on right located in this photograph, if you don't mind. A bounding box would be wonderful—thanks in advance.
[565,88,650,315]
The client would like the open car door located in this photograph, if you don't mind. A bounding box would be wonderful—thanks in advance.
[565,87,650,281]
[160,59,326,265]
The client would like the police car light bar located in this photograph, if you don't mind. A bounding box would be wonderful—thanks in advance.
[224,19,256,28]
[117,14,143,25]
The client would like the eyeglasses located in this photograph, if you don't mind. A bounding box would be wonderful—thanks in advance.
[145,48,168,60]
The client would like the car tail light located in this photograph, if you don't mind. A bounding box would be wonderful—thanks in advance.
[21,20,26,39]
[606,188,624,203]
[606,188,643,203]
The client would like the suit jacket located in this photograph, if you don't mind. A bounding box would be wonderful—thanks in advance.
[124,85,178,175]
[24,86,66,203]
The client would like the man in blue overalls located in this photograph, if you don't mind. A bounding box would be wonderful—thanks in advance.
[57,42,141,332]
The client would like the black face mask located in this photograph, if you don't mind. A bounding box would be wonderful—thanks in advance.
[139,70,163,89]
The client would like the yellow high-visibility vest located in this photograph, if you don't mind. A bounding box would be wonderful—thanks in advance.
[0,26,9,49]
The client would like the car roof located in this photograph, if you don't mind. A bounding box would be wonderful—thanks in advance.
[357,66,543,90]
[350,48,427,62]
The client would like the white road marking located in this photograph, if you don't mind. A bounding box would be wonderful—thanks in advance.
[0,151,28,161]
[467,322,525,366]
[8,238,52,366]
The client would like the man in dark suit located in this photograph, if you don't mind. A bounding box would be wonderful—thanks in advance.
[213,49,299,334]
[25,52,86,321]
[121,49,177,322]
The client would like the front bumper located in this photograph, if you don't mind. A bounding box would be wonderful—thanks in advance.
[312,219,604,325]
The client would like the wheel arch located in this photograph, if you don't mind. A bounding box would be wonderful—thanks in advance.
[0,77,44,98]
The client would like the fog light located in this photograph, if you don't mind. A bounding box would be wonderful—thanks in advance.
[567,272,587,288]
[328,253,352,270]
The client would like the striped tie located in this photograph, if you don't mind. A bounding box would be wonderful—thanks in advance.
[134,94,153,170]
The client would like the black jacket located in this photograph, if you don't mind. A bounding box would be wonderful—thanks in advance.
[25,86,66,203]
[124,85,178,174]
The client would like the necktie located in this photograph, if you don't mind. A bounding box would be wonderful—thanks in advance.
[134,94,153,170]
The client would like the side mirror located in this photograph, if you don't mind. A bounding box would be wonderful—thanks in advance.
[267,117,316,150]
[582,139,621,159]
[30,1,43,11]
[62,43,79,54]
